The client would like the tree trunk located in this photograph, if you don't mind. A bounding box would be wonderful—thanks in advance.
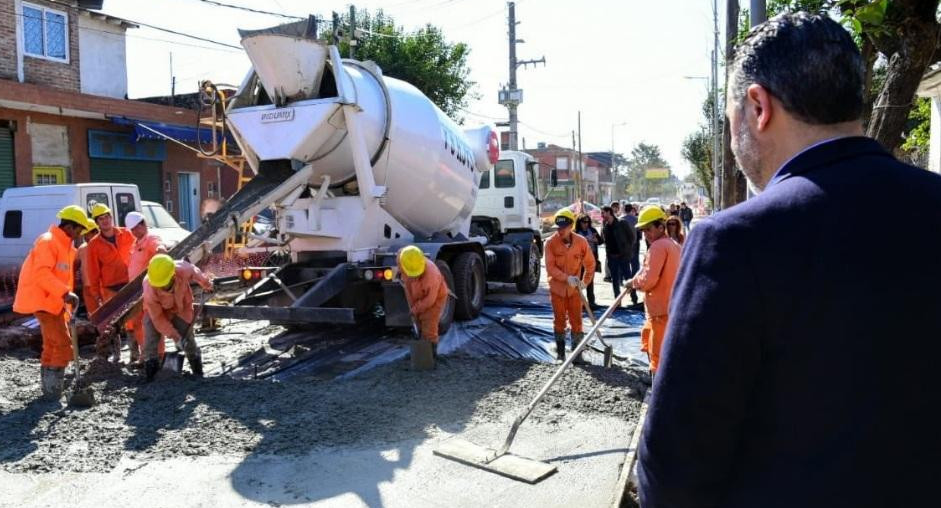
[860,38,877,131]
[866,0,940,152]
[721,0,741,210]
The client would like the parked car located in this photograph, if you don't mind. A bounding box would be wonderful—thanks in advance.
[140,200,190,248]
[571,201,603,224]
[644,197,663,207]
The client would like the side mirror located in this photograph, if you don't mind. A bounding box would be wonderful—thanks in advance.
[551,169,558,187]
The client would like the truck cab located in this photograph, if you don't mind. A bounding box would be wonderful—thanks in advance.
[471,150,541,241]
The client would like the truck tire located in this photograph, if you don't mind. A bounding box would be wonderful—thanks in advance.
[435,260,456,335]
[515,239,541,294]
[451,251,485,320]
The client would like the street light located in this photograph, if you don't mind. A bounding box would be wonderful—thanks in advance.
[611,121,628,202]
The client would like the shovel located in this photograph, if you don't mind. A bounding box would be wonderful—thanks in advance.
[162,293,207,374]
[577,287,614,368]
[67,309,95,407]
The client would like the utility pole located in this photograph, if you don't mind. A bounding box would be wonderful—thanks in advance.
[712,0,721,212]
[572,130,579,202]
[169,51,176,106]
[499,2,545,151]
[348,5,356,59]
[577,111,583,202]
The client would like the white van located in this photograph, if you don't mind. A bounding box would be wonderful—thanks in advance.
[0,183,141,269]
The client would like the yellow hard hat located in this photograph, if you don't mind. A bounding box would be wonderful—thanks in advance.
[146,254,175,288]
[90,202,112,219]
[554,208,576,227]
[636,205,667,229]
[399,245,426,277]
[56,205,94,232]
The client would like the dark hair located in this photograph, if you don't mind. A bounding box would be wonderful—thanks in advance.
[577,214,591,224]
[609,201,620,209]
[59,219,82,230]
[729,12,863,125]
[601,206,614,215]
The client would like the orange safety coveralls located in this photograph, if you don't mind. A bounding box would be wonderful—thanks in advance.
[86,227,134,313]
[631,235,682,372]
[127,234,167,359]
[13,225,77,368]
[142,261,212,362]
[544,232,596,334]
[399,258,449,344]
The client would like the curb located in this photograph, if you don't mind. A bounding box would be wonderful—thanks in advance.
[610,389,651,508]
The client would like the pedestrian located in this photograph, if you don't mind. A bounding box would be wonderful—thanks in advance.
[626,206,681,376]
[668,203,679,216]
[12,206,92,401]
[141,255,213,382]
[679,201,693,231]
[601,206,635,306]
[574,214,603,310]
[86,203,134,361]
[125,211,167,367]
[664,215,685,246]
[545,208,595,363]
[398,245,449,360]
[621,203,640,305]
[75,223,98,314]
[637,13,941,508]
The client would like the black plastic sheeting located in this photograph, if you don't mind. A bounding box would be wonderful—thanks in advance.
[440,300,649,367]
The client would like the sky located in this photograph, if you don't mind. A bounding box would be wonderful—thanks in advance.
[100,0,728,179]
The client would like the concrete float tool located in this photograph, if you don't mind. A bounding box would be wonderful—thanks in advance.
[434,286,635,483]
[67,308,95,407]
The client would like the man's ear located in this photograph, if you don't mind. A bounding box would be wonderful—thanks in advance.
[745,84,774,132]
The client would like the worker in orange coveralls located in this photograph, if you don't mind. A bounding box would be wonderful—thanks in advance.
[398,245,449,359]
[124,211,167,367]
[545,208,596,363]
[86,203,135,361]
[75,223,98,315]
[628,206,682,377]
[13,205,92,401]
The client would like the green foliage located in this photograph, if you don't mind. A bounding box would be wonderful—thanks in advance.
[623,143,677,200]
[738,0,831,41]
[681,128,714,204]
[901,97,930,167]
[324,8,476,121]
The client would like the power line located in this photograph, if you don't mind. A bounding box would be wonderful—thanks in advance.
[191,0,303,20]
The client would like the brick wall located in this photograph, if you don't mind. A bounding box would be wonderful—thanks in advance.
[21,0,80,92]
[0,0,17,80]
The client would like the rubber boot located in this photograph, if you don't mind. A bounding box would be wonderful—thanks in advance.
[554,333,566,362]
[111,334,123,363]
[630,289,639,306]
[144,359,160,383]
[188,352,204,377]
[128,340,141,367]
[432,343,438,361]
[571,332,587,365]
[40,367,64,401]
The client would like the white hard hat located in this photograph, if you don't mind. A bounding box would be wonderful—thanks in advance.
[125,211,146,230]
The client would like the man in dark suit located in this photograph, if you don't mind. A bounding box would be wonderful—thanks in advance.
[638,12,941,508]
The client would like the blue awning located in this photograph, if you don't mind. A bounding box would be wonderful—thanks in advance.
[111,117,236,146]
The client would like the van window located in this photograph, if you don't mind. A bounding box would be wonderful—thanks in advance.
[3,210,22,238]
[494,160,515,188]
[525,163,536,196]
[86,193,109,214]
[115,193,136,227]
[478,170,490,189]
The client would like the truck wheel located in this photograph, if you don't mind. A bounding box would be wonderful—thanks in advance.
[435,260,456,335]
[515,239,541,294]
[451,252,485,320]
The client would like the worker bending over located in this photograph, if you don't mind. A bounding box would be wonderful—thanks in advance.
[628,206,681,376]
[125,211,167,367]
[545,208,595,363]
[398,246,449,358]
[86,203,134,361]
[13,206,92,401]
[141,254,213,382]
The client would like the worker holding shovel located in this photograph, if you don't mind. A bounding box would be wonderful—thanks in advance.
[397,246,449,361]
[13,205,93,401]
[141,255,214,382]
[545,208,595,363]
[125,211,167,368]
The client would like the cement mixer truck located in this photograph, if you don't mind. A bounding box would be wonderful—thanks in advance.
[201,19,548,332]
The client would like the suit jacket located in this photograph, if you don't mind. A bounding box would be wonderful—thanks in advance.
[637,137,941,508]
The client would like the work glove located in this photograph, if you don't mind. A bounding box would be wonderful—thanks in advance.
[567,276,580,288]
[63,292,80,309]
[577,280,587,290]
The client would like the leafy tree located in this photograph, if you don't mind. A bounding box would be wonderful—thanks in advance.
[682,128,715,205]
[901,97,931,167]
[324,8,476,121]
[624,142,674,200]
